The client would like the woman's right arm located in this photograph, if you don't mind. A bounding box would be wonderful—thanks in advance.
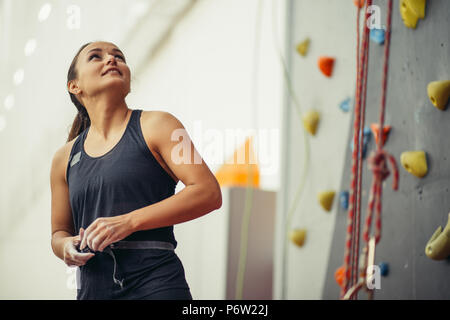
[50,145,94,266]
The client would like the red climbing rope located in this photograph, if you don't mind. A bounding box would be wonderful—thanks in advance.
[341,0,372,299]
[353,6,371,292]
[363,0,398,245]
[341,0,398,300]
[350,3,362,296]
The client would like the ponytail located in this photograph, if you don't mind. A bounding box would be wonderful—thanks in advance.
[67,92,90,142]
[66,42,92,142]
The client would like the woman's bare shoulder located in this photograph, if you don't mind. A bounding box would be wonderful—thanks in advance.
[141,109,175,122]
[139,109,184,155]
[52,135,80,184]
[140,109,179,135]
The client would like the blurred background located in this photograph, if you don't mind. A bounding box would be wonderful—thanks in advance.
[1,0,449,300]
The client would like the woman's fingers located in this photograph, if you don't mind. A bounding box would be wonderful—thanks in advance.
[79,227,86,249]
[73,251,95,264]
[81,224,100,251]
[97,232,115,252]
[66,251,95,267]
[64,236,95,267]
[89,231,107,252]
[80,218,121,252]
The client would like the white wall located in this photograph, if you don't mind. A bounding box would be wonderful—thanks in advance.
[128,0,285,192]
[0,0,159,300]
[275,0,359,299]
[127,0,286,299]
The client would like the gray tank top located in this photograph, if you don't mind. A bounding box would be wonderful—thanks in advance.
[66,109,178,247]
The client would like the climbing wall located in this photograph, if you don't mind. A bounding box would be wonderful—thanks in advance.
[278,0,359,299]
[322,0,450,299]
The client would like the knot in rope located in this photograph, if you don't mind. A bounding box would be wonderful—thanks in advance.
[368,149,399,191]
[363,146,399,245]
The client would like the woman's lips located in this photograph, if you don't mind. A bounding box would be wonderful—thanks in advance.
[102,68,122,76]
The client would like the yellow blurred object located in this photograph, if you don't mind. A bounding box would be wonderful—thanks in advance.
[427,80,450,110]
[302,110,320,136]
[399,0,426,29]
[215,136,260,188]
[296,38,310,57]
[289,229,307,247]
[400,150,428,178]
[318,191,335,212]
[425,212,450,260]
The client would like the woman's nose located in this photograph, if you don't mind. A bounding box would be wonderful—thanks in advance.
[106,54,117,65]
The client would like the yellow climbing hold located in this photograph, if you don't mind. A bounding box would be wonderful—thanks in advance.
[427,80,450,110]
[318,191,335,212]
[400,151,428,178]
[215,136,260,188]
[289,229,307,247]
[302,110,320,136]
[399,0,426,29]
[296,38,310,57]
[425,212,450,260]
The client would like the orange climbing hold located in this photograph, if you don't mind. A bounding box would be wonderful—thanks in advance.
[335,266,346,287]
[370,123,391,146]
[318,56,335,78]
[214,137,260,188]
[353,0,365,8]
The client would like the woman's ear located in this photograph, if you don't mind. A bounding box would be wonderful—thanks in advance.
[68,80,81,95]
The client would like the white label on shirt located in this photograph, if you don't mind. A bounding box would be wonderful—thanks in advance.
[70,151,81,167]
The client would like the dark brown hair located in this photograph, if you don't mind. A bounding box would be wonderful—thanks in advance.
[66,42,92,142]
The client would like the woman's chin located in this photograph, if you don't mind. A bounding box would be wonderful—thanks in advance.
[102,76,126,83]
[101,79,128,89]
[96,84,129,97]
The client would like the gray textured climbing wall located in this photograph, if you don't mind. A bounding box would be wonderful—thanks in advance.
[322,0,450,299]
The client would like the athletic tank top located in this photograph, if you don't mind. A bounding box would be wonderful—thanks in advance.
[66,109,178,247]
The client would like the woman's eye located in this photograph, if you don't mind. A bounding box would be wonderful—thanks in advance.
[88,53,125,62]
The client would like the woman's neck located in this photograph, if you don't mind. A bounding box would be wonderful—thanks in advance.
[84,98,130,140]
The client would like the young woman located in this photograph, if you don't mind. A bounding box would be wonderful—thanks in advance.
[50,41,222,300]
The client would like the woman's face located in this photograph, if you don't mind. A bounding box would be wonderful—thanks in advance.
[70,41,131,102]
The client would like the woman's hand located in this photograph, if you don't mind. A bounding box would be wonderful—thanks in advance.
[79,214,135,252]
[63,228,95,267]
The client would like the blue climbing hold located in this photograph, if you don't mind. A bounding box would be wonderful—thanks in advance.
[379,262,389,276]
[340,191,349,210]
[350,127,371,158]
[363,127,371,141]
[339,97,352,112]
[370,28,385,45]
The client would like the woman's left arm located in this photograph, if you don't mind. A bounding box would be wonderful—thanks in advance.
[129,110,223,230]
[80,111,222,252]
